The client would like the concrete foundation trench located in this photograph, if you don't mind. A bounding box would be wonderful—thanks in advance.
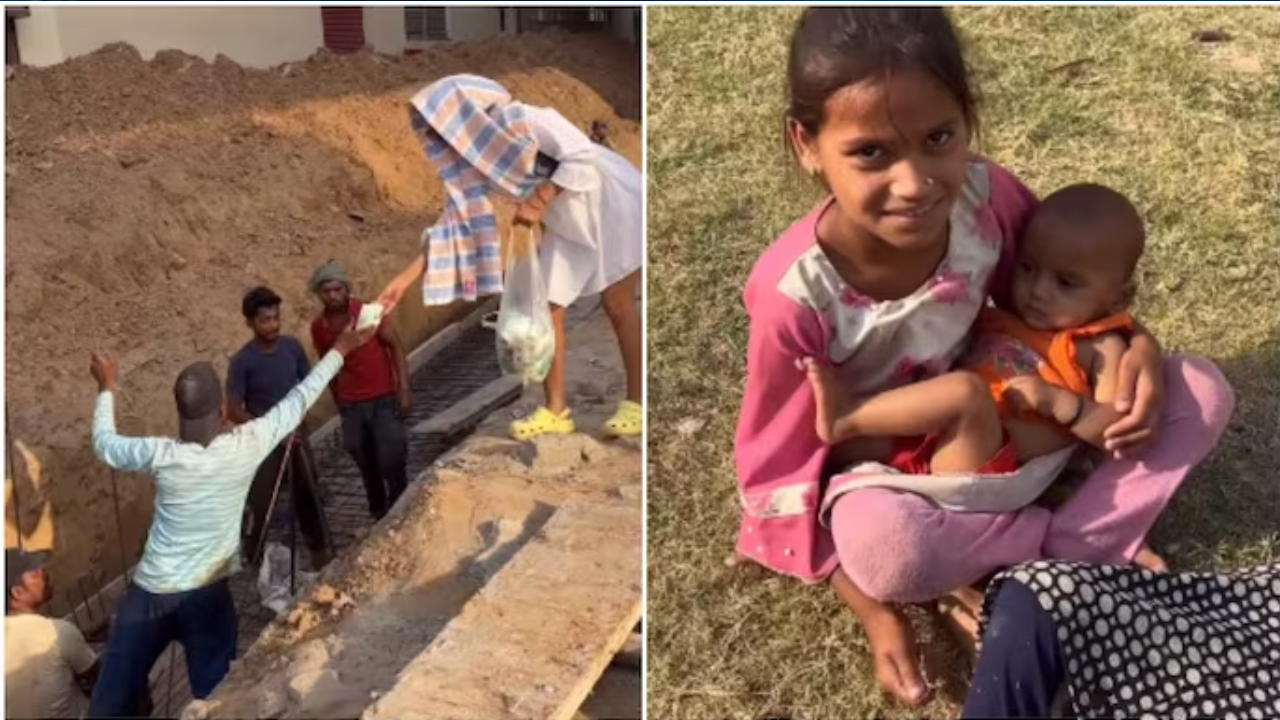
[68,300,642,719]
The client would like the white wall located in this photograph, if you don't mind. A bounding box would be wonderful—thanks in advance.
[447,7,502,43]
[363,7,506,53]
[15,6,324,69]
[11,7,64,67]
[364,6,407,56]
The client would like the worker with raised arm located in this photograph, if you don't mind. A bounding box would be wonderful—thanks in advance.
[84,321,376,717]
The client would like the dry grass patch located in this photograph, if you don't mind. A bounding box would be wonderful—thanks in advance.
[647,6,1280,719]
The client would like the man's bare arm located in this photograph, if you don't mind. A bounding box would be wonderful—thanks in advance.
[378,321,410,395]
[311,330,342,410]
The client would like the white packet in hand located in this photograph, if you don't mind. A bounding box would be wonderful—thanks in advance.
[357,302,385,331]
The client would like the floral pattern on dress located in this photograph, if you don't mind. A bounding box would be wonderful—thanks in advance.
[928,268,974,305]
[839,286,875,308]
[974,203,1003,247]
[893,356,922,380]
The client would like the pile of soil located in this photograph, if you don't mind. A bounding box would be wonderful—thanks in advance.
[4,31,641,609]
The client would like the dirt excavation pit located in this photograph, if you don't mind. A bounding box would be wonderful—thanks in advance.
[198,429,642,720]
[4,31,641,612]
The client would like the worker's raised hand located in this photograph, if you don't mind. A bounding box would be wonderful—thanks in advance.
[332,322,378,357]
[90,351,119,392]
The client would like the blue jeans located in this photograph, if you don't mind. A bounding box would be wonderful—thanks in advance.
[962,580,1066,718]
[87,579,237,717]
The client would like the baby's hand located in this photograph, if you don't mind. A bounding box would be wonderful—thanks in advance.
[1004,375,1083,426]
[1001,375,1054,416]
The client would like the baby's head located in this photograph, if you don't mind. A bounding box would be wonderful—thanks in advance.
[1012,183,1145,331]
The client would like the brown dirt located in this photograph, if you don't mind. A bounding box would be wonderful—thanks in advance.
[4,32,641,611]
[200,304,642,719]
[203,434,641,719]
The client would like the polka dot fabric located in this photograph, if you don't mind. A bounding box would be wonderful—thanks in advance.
[979,561,1280,720]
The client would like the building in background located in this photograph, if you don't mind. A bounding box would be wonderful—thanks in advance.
[7,6,639,69]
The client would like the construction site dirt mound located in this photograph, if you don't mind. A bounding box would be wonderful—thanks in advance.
[4,31,641,610]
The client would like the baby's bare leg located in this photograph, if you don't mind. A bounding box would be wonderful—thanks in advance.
[928,373,1005,473]
[804,364,1003,468]
[806,359,978,443]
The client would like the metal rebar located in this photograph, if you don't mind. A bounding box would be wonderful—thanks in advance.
[109,468,130,586]
[253,435,295,569]
[75,577,92,627]
[165,643,176,717]
[67,589,83,630]
[93,573,107,619]
[288,457,297,597]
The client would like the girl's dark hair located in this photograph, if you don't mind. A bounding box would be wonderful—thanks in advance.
[786,7,979,148]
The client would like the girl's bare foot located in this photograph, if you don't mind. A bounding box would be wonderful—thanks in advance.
[831,569,927,707]
[801,357,844,444]
[864,603,929,707]
[1134,543,1169,573]
[950,584,985,616]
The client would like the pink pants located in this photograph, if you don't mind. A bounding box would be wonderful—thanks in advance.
[830,355,1235,604]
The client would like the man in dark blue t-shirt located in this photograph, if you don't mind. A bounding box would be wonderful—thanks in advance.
[228,286,333,570]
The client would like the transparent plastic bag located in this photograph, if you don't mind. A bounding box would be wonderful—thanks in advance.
[489,226,555,385]
[257,541,316,616]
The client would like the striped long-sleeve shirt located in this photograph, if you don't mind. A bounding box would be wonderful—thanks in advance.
[91,351,345,594]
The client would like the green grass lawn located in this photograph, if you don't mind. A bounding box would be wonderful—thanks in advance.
[646,7,1280,718]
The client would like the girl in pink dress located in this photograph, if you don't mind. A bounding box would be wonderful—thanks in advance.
[735,7,1235,707]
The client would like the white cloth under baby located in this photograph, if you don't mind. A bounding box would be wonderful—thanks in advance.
[818,445,1074,520]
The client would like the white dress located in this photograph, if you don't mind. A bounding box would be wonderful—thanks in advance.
[520,104,643,307]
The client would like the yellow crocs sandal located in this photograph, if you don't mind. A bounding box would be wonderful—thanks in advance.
[510,406,575,441]
[603,400,643,437]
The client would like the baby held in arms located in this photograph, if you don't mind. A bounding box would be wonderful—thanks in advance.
[805,183,1168,572]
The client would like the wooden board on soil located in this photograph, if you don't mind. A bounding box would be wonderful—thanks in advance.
[411,374,523,436]
[362,499,642,720]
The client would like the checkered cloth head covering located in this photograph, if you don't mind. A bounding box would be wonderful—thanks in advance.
[409,75,543,306]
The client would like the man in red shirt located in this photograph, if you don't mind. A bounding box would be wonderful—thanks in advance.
[309,261,412,520]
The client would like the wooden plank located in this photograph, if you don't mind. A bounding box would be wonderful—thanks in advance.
[404,295,499,377]
[363,500,642,720]
[411,375,523,435]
